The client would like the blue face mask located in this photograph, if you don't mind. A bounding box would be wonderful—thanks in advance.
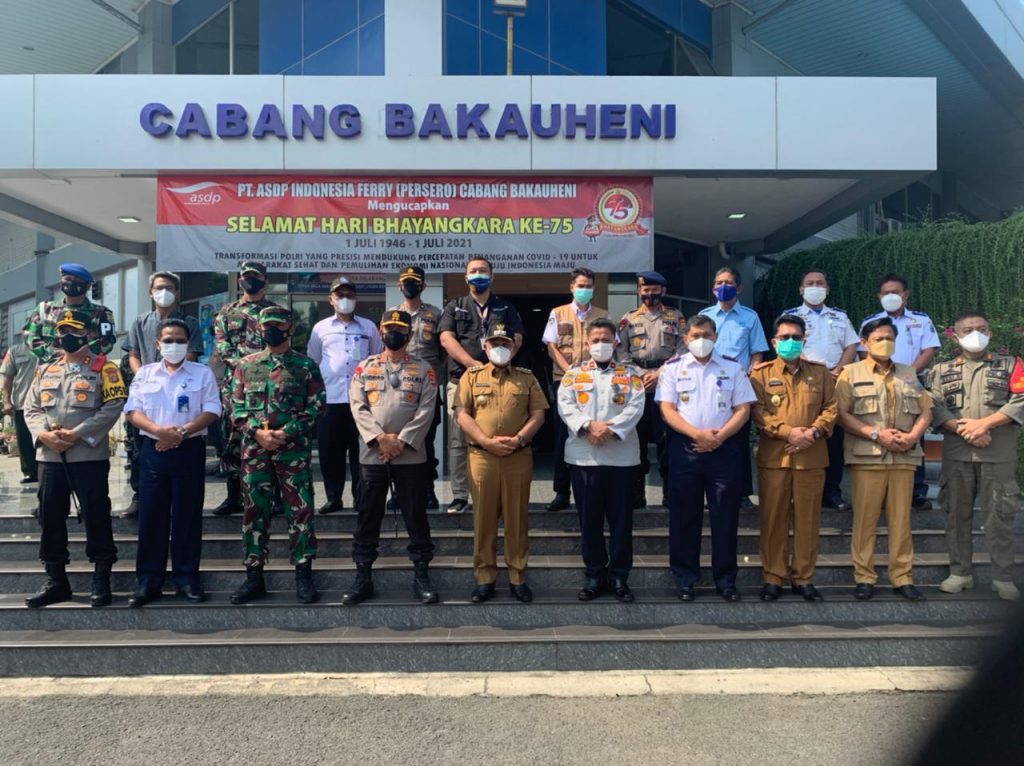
[775,338,803,361]
[467,274,491,293]
[713,284,738,303]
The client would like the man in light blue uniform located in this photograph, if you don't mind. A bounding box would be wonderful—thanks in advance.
[698,266,768,510]
[785,268,860,511]
[858,272,941,509]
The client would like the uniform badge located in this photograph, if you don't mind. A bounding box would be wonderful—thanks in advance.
[577,392,590,404]
[680,393,690,403]
[75,393,87,402]
[404,392,417,402]
[40,392,52,403]
[367,391,379,404]
[770,394,781,406]
[631,375,643,390]
[613,394,625,405]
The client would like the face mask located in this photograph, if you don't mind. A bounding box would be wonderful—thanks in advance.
[775,339,804,361]
[640,293,661,308]
[713,284,738,303]
[573,287,594,305]
[688,337,714,358]
[382,331,408,351]
[880,293,903,312]
[869,339,896,360]
[487,345,512,366]
[61,280,87,298]
[400,281,422,299]
[241,277,265,295]
[467,274,491,293]
[589,342,614,363]
[802,286,827,306]
[160,341,188,364]
[958,330,990,354]
[336,297,356,315]
[58,334,87,353]
[152,288,176,308]
[262,327,288,347]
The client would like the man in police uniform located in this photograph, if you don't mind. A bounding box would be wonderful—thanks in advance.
[387,266,445,510]
[23,263,116,364]
[656,315,757,602]
[229,307,326,605]
[837,317,933,601]
[212,261,283,516]
[618,271,685,509]
[543,266,609,512]
[751,314,838,602]
[929,312,1024,600]
[1,340,39,484]
[859,273,941,509]
[455,324,547,603]
[439,256,525,514]
[23,309,127,608]
[784,268,859,511]
[343,310,440,605]
[557,317,645,602]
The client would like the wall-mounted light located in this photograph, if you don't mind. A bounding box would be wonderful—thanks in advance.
[727,213,747,220]
[118,216,142,224]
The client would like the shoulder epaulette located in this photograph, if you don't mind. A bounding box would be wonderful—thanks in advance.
[784,306,803,315]
[721,354,738,363]
[830,306,849,315]
[467,364,485,372]
[752,361,773,371]
[514,366,532,374]
[664,354,682,365]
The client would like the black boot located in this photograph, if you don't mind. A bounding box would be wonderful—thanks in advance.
[413,561,439,604]
[26,563,72,608]
[341,563,374,605]
[90,562,113,607]
[212,477,243,516]
[295,560,318,604]
[230,567,266,605]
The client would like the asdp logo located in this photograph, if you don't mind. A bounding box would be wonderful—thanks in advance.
[596,187,642,234]
[167,181,224,206]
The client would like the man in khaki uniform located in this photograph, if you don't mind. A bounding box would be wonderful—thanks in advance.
[836,317,933,601]
[751,314,837,602]
[929,311,1024,601]
[455,324,547,603]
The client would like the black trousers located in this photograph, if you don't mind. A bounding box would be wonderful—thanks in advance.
[737,419,754,498]
[353,462,434,564]
[666,431,742,589]
[636,391,668,496]
[136,437,205,591]
[127,428,144,496]
[425,394,441,483]
[552,388,571,495]
[318,403,362,507]
[13,409,37,478]
[38,459,116,567]
[823,427,845,501]
[570,464,634,580]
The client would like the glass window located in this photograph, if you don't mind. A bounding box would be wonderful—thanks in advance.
[607,1,673,76]
[101,272,122,331]
[181,272,228,303]
[123,266,139,327]
[234,0,260,74]
[176,7,230,74]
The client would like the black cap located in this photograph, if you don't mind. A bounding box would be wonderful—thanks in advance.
[330,276,356,293]
[399,266,424,283]
[381,310,412,330]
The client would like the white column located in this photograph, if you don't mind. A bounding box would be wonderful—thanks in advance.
[385,0,443,76]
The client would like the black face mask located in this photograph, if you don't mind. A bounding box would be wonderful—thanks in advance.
[640,293,662,307]
[262,327,288,347]
[58,334,88,353]
[400,281,422,299]
[241,277,266,295]
[383,331,409,351]
[61,281,88,298]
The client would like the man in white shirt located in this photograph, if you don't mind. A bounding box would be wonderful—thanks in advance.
[307,276,382,513]
[123,318,221,607]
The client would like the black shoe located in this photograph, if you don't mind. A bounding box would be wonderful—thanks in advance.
[175,584,206,603]
[205,461,221,476]
[413,561,439,604]
[676,585,695,602]
[739,497,758,511]
[25,564,72,608]
[793,583,824,602]
[341,563,374,605]
[510,583,533,603]
[546,492,571,512]
[425,490,440,510]
[90,564,113,608]
[386,496,399,511]
[318,500,344,514]
[295,561,318,604]
[718,586,741,602]
[118,497,139,520]
[447,498,468,514]
[822,494,851,512]
[127,588,163,608]
[20,475,37,484]
[577,576,606,601]
[212,478,243,516]
[230,568,267,605]
[760,583,783,602]
[912,497,932,510]
[854,582,875,601]
[894,584,926,601]
[612,579,634,603]
[633,494,647,510]
[471,583,496,603]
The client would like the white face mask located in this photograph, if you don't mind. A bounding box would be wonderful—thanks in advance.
[688,337,715,359]
[487,345,512,366]
[160,341,188,364]
[802,286,827,306]
[152,288,176,308]
[880,293,904,312]
[336,297,356,315]
[958,330,990,353]
[589,342,614,363]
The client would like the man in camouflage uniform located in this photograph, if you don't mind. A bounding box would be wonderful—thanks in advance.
[229,306,326,605]
[23,263,116,363]
[212,261,283,515]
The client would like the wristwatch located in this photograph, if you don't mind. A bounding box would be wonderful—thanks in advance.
[516,434,526,449]
[176,426,189,439]
[812,427,822,440]
[868,429,879,442]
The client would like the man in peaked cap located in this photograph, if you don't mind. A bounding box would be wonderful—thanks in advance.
[23,263,116,364]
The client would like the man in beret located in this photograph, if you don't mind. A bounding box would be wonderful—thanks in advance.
[23,263,116,364]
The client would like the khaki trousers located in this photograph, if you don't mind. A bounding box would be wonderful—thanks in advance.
[446,381,469,501]
[468,447,532,585]
[943,460,1019,582]
[850,466,915,586]
[757,467,825,586]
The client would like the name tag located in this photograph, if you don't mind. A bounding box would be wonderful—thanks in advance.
[177,394,190,413]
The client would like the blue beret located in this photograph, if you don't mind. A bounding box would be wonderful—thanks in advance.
[636,270,666,287]
[59,263,93,283]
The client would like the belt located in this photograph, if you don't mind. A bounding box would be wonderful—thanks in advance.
[634,360,664,370]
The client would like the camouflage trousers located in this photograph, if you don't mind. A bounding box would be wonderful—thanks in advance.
[219,385,241,479]
[240,444,317,568]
